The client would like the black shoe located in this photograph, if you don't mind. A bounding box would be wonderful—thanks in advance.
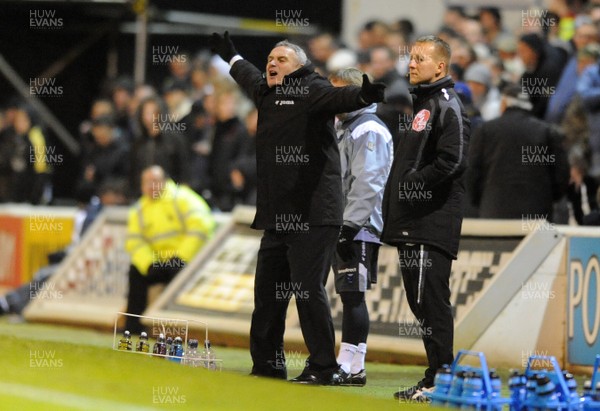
[290,368,346,386]
[340,369,366,386]
[393,382,434,401]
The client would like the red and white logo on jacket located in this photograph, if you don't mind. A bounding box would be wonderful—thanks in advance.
[412,109,430,132]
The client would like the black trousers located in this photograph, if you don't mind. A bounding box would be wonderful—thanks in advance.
[250,226,338,378]
[125,264,179,333]
[398,243,454,386]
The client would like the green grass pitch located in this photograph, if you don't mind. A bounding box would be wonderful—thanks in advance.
[0,318,437,410]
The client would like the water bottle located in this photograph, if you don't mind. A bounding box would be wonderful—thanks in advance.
[201,339,217,370]
[165,336,173,358]
[184,339,200,367]
[168,336,184,363]
[448,370,468,408]
[594,382,600,402]
[432,365,453,406]
[509,370,526,411]
[562,372,580,407]
[152,333,167,357]
[135,331,150,353]
[460,372,484,410]
[489,370,502,411]
[534,374,559,411]
[582,380,592,400]
[118,330,132,351]
[526,373,539,406]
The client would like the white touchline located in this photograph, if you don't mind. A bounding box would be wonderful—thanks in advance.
[0,381,161,411]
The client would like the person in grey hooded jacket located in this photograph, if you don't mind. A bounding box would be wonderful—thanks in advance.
[329,68,393,386]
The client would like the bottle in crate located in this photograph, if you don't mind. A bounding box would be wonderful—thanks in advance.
[201,339,217,370]
[582,380,592,400]
[118,330,132,351]
[562,372,581,405]
[509,371,527,411]
[533,374,559,410]
[168,336,184,363]
[489,370,502,411]
[136,331,150,353]
[449,370,468,408]
[153,333,167,357]
[594,383,600,402]
[526,373,539,404]
[432,365,453,406]
[460,372,483,410]
[184,339,200,367]
[165,336,173,358]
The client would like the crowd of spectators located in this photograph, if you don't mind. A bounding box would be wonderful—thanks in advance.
[1,1,600,225]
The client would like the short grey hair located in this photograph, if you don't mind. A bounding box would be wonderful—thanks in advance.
[274,40,308,65]
[328,67,370,87]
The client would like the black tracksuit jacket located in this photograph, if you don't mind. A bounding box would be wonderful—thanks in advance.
[381,76,470,259]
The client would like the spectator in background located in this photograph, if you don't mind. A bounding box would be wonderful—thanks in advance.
[229,107,258,206]
[8,105,51,204]
[207,83,251,211]
[468,84,569,220]
[577,43,600,178]
[111,77,135,139]
[478,7,508,51]
[308,33,339,74]
[163,52,192,92]
[0,99,19,202]
[366,45,412,147]
[464,62,501,120]
[308,33,358,77]
[185,101,212,197]
[441,6,467,33]
[518,32,568,118]
[357,20,389,51]
[458,17,490,60]
[546,21,599,124]
[163,80,193,131]
[124,165,215,333]
[127,84,157,141]
[79,98,116,156]
[189,51,214,102]
[76,116,130,200]
[496,36,525,84]
[567,152,599,225]
[130,96,190,195]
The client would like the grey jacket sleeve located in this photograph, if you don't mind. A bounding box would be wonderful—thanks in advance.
[343,124,393,230]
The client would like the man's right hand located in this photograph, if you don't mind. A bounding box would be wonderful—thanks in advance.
[359,74,386,104]
[209,31,238,62]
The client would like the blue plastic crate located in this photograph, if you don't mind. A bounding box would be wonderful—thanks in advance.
[425,349,511,410]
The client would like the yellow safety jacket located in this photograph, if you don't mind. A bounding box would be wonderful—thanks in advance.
[125,180,215,275]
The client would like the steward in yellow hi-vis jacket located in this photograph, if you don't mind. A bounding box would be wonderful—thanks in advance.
[124,165,215,333]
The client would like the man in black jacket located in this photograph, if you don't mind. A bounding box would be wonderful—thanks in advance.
[210,32,385,385]
[467,84,569,219]
[381,35,470,401]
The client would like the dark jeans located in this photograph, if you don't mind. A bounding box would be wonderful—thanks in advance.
[398,243,454,387]
[250,226,339,378]
[125,264,179,333]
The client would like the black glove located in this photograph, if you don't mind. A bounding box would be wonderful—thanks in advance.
[209,31,238,62]
[359,74,386,104]
[337,225,360,262]
[146,257,186,277]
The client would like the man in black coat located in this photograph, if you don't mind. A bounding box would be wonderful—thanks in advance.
[468,84,569,219]
[210,32,385,385]
[517,33,568,119]
[380,35,470,401]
